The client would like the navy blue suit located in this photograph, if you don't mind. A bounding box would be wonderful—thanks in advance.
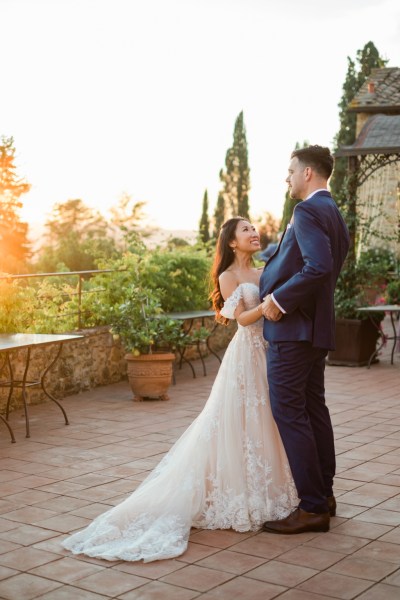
[259,191,349,513]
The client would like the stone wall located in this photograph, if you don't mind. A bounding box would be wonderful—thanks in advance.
[0,327,126,412]
[0,320,237,412]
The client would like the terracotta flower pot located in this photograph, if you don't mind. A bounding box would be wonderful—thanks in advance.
[125,352,175,401]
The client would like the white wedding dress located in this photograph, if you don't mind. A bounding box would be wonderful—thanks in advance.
[63,283,298,562]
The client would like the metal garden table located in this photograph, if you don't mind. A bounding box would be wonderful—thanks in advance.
[357,305,400,368]
[166,310,221,378]
[0,333,83,441]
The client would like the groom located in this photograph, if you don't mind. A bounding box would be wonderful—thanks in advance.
[259,145,350,534]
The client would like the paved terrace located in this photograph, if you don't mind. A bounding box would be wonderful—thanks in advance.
[0,342,399,600]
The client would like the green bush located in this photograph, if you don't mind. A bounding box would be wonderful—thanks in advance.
[82,244,212,328]
[0,280,36,332]
[0,242,213,335]
[109,286,184,355]
[140,246,212,312]
[30,279,81,333]
[81,252,144,329]
[357,248,396,280]
[385,278,400,305]
[0,277,85,334]
[335,253,387,320]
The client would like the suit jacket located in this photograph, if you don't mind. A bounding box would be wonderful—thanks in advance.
[258,242,279,263]
[259,191,350,350]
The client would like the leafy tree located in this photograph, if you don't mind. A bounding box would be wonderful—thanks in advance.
[109,193,146,229]
[331,42,387,205]
[36,199,117,272]
[0,136,31,273]
[220,111,250,218]
[109,192,151,242]
[44,199,108,243]
[166,237,191,248]
[255,212,280,249]
[199,189,210,244]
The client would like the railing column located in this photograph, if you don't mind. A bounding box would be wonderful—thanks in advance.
[78,275,83,330]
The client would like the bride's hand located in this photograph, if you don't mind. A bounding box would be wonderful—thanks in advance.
[262,295,283,321]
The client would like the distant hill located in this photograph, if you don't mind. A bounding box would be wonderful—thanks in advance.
[27,222,198,253]
[145,228,197,247]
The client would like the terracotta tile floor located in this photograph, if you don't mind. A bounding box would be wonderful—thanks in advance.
[0,334,399,599]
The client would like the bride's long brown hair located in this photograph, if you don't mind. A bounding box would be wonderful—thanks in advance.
[209,217,245,325]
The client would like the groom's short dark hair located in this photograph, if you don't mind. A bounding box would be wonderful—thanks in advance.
[291,145,334,179]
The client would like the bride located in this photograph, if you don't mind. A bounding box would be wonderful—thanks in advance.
[63,217,298,562]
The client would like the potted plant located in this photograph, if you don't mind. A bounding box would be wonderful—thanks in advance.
[111,286,184,401]
[328,258,385,367]
[357,248,395,305]
[385,277,400,305]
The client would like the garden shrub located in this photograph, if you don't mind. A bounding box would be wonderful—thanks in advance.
[0,241,213,333]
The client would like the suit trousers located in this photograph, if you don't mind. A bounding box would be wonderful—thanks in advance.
[267,341,335,514]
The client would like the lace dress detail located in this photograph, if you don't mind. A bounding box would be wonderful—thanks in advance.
[220,285,243,319]
[63,283,298,562]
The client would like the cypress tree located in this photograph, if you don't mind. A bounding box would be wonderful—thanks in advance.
[199,189,210,244]
[280,189,300,231]
[221,111,250,218]
[356,41,387,88]
[330,57,359,205]
[331,42,386,206]
[212,189,226,240]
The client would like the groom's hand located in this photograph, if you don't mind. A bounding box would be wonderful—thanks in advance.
[262,294,283,321]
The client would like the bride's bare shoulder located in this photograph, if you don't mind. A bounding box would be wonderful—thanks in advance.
[219,269,237,284]
[219,270,239,301]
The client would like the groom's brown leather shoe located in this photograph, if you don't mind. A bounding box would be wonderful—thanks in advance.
[327,496,336,517]
[262,508,330,534]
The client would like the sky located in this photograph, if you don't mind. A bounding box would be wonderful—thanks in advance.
[1,0,400,237]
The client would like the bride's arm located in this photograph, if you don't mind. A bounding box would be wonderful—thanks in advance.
[236,303,263,326]
[219,273,263,326]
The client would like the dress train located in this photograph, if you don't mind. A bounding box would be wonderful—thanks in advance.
[62,283,298,561]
